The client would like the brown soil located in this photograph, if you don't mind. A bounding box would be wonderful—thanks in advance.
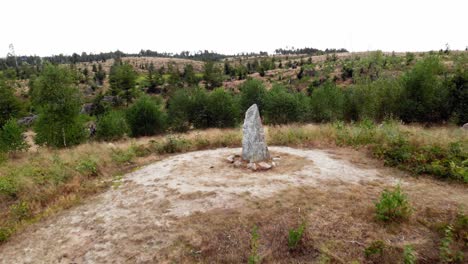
[0,147,466,263]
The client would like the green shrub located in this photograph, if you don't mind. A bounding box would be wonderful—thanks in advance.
[375,185,412,222]
[0,227,13,242]
[0,77,23,128]
[0,119,28,153]
[335,119,378,147]
[287,223,305,250]
[9,201,31,221]
[167,89,192,132]
[75,157,99,176]
[239,79,267,113]
[32,64,87,148]
[207,88,239,128]
[310,82,344,122]
[403,245,416,264]
[203,61,224,89]
[365,240,385,258]
[126,95,166,137]
[453,211,468,239]
[343,79,403,122]
[401,56,450,123]
[248,225,261,264]
[155,135,191,154]
[96,110,129,141]
[263,84,308,124]
[449,57,468,125]
[109,62,137,104]
[374,136,413,167]
[111,147,136,165]
[439,225,464,263]
[188,88,210,129]
[0,176,18,198]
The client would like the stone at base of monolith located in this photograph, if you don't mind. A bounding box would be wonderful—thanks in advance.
[242,104,270,162]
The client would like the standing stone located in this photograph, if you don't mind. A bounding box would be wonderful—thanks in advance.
[242,104,270,162]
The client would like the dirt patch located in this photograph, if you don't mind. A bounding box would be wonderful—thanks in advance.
[0,147,466,263]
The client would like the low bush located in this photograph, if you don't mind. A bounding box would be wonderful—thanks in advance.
[188,88,210,129]
[0,227,13,242]
[0,175,18,198]
[400,56,450,123]
[206,88,239,128]
[239,79,267,113]
[167,89,192,132]
[153,135,191,154]
[403,245,416,264]
[263,84,308,124]
[126,95,166,137]
[0,78,23,128]
[309,82,344,122]
[0,119,28,154]
[364,240,385,258]
[9,201,31,221]
[96,110,129,141]
[375,185,412,222]
[75,157,99,176]
[439,225,464,263]
[110,147,136,165]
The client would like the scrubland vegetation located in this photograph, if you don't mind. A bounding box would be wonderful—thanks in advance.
[0,48,467,261]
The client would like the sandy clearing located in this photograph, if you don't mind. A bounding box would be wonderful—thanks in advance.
[0,147,464,264]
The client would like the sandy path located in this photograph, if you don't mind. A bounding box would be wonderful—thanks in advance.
[0,147,465,264]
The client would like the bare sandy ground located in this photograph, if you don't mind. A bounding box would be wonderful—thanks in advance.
[0,147,466,263]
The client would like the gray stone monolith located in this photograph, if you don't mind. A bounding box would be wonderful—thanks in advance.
[242,104,270,162]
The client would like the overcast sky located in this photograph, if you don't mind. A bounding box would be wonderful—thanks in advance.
[1,0,467,57]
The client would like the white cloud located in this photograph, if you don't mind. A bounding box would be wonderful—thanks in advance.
[1,0,467,56]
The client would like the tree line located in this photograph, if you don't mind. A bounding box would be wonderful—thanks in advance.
[0,53,466,154]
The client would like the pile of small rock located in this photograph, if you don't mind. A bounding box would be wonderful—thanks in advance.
[226,154,280,171]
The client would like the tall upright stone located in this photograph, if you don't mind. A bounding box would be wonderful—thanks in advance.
[242,104,270,162]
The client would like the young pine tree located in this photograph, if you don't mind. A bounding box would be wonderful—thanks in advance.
[0,76,23,127]
[109,62,137,105]
[0,119,28,154]
[32,64,86,148]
